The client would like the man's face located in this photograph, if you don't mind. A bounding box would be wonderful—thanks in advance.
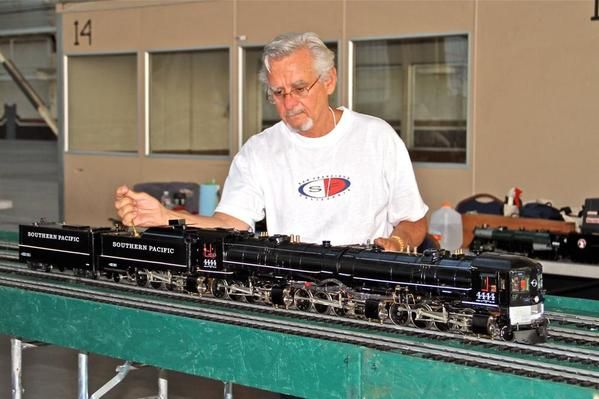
[267,48,336,136]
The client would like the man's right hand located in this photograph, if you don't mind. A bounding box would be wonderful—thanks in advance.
[114,185,168,227]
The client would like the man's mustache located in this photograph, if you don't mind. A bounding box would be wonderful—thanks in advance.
[286,106,304,117]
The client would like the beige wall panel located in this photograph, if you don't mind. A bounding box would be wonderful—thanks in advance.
[64,154,233,226]
[236,0,343,44]
[474,0,599,209]
[345,0,475,37]
[61,1,235,53]
[62,9,141,53]
[140,2,234,48]
[416,168,473,211]
[64,155,141,225]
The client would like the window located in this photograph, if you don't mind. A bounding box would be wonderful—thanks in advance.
[67,53,137,152]
[149,49,230,156]
[353,35,468,163]
[480,273,497,293]
[0,36,56,140]
[511,271,530,294]
[242,43,338,144]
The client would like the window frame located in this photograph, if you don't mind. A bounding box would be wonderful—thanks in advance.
[145,45,232,159]
[348,32,471,167]
[63,50,138,155]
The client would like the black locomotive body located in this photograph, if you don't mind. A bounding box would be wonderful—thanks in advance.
[18,221,548,344]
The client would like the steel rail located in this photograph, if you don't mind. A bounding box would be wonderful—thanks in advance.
[0,240,18,250]
[546,311,599,329]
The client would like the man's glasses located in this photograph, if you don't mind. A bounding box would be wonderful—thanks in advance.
[267,75,321,104]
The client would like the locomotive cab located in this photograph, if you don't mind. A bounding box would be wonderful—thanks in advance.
[504,266,547,343]
[470,253,547,343]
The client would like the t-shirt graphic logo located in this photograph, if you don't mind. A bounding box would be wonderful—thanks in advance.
[298,176,351,200]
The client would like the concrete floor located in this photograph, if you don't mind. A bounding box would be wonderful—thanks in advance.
[0,139,281,399]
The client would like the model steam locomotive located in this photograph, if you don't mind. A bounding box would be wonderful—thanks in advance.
[18,220,548,344]
[470,226,599,264]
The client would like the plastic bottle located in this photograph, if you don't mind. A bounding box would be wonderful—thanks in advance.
[429,202,463,251]
[199,179,220,216]
[160,190,174,209]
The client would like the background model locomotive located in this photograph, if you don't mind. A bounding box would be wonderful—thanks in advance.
[470,226,599,264]
[19,220,548,344]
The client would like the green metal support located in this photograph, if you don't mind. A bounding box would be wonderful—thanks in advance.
[0,230,18,242]
[545,294,599,317]
[0,285,597,399]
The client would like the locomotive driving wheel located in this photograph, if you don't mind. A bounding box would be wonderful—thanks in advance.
[389,303,410,325]
[313,291,332,314]
[318,279,345,316]
[293,288,313,312]
[228,281,247,302]
[210,279,229,299]
[332,292,347,316]
[412,304,433,329]
[432,305,451,331]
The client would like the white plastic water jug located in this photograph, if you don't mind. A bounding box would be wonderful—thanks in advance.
[429,203,463,251]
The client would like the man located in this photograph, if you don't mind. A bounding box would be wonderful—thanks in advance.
[115,32,428,251]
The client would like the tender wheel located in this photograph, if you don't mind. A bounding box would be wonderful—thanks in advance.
[389,303,411,325]
[294,288,313,312]
[412,304,433,329]
[112,273,121,283]
[136,270,148,287]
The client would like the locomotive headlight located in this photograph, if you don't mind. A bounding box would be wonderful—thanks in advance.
[533,295,540,303]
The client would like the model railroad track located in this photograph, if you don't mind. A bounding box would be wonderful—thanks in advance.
[0,272,597,390]
[0,261,597,364]
[0,240,18,260]
[545,311,599,330]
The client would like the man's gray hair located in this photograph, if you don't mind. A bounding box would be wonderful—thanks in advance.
[259,32,335,86]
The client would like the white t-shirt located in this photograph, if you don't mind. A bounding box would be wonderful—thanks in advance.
[215,107,428,245]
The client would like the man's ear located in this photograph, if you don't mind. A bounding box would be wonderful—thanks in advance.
[323,67,337,95]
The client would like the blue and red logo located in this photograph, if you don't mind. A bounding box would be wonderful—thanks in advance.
[298,176,351,200]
